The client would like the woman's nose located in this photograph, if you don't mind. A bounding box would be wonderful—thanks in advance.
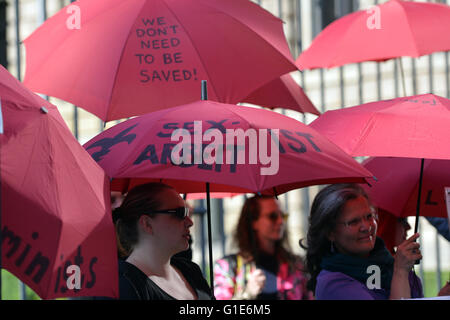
[360,218,372,231]
[185,216,194,227]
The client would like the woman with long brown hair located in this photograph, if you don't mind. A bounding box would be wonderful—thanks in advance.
[214,195,312,300]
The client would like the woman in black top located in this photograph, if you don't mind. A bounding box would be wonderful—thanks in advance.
[112,182,213,300]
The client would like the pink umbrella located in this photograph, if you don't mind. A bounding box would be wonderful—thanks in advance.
[309,94,450,160]
[84,100,373,195]
[362,157,450,219]
[0,65,118,299]
[242,73,320,115]
[296,0,450,70]
[310,93,450,234]
[23,0,298,122]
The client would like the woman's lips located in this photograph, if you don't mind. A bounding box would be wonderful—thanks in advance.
[358,235,374,241]
[182,233,191,240]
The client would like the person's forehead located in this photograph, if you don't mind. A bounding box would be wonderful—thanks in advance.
[341,196,371,218]
[258,198,280,213]
[158,188,185,206]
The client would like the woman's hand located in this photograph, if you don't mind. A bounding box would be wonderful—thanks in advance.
[389,233,422,299]
[244,269,266,298]
[394,233,422,272]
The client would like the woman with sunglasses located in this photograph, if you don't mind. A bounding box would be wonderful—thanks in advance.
[300,183,424,300]
[214,195,313,300]
[112,182,213,300]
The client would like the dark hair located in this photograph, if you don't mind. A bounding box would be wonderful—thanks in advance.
[299,183,371,292]
[234,195,294,266]
[113,182,175,259]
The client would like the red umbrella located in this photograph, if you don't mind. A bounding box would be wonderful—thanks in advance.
[309,94,450,160]
[310,93,450,234]
[23,0,298,122]
[296,0,450,70]
[84,100,373,195]
[242,73,320,115]
[0,65,118,299]
[362,157,450,219]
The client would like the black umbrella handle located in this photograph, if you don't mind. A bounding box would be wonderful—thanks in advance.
[414,158,425,265]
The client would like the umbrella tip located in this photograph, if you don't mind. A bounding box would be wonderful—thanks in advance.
[40,106,48,114]
[373,175,378,182]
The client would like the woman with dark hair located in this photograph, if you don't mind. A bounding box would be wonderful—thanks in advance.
[300,183,423,300]
[214,195,312,300]
[112,182,213,300]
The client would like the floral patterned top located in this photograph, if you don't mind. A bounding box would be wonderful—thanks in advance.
[214,253,313,300]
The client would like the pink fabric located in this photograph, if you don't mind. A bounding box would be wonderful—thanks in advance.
[297,0,450,69]
[24,0,298,121]
[213,255,313,300]
[310,94,450,160]
[84,100,373,195]
[362,157,450,218]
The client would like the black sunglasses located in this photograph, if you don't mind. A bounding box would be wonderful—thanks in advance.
[264,211,289,222]
[145,207,189,220]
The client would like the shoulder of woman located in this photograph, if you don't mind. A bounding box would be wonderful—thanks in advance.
[117,261,145,299]
[315,270,375,300]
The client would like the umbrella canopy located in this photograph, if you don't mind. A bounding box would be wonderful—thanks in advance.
[184,192,241,200]
[242,73,320,115]
[83,100,373,195]
[309,93,450,160]
[23,0,298,122]
[0,65,118,299]
[296,0,450,70]
[362,157,450,219]
[310,93,450,235]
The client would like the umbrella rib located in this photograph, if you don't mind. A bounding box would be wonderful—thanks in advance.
[200,2,295,66]
[106,0,149,121]
[348,111,380,156]
[328,12,365,67]
[162,0,296,100]
[395,1,422,58]
[51,119,107,215]
[159,0,220,100]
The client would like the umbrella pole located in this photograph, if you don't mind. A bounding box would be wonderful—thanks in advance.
[205,183,214,295]
[200,81,215,296]
[398,57,407,97]
[414,158,425,234]
[413,158,425,265]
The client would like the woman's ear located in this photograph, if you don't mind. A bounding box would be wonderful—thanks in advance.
[139,215,153,235]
